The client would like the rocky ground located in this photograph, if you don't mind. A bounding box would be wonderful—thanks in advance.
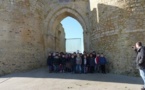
[0,68,143,90]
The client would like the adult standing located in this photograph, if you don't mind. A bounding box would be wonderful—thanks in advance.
[133,42,145,90]
[70,54,76,73]
[53,53,60,73]
[76,54,82,73]
[99,53,107,74]
[47,53,53,73]
[89,54,95,73]
[95,53,100,73]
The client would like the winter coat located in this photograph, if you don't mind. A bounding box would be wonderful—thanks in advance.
[135,46,145,69]
[95,56,100,64]
[60,57,66,65]
[47,56,53,66]
[99,57,107,65]
[89,57,95,66]
[76,57,82,65]
[53,56,60,65]
[70,57,76,66]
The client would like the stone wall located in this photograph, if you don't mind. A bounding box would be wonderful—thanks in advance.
[1,0,144,76]
[43,0,91,52]
[90,0,145,75]
[55,23,65,52]
[0,0,47,75]
[0,0,90,76]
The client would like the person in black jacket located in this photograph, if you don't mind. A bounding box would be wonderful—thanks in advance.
[53,53,60,73]
[133,42,145,90]
[89,54,95,73]
[70,54,76,73]
[81,53,84,73]
[47,53,53,73]
[60,54,66,73]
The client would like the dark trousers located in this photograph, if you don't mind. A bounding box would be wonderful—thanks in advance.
[59,64,65,72]
[71,65,76,73]
[48,65,53,72]
[53,64,59,72]
[101,65,106,73]
[90,66,94,73]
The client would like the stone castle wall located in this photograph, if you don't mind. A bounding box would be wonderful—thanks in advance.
[43,0,91,52]
[55,23,66,52]
[0,0,144,76]
[0,0,90,76]
[90,0,145,75]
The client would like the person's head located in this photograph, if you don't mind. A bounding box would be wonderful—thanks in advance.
[90,54,92,57]
[97,53,100,56]
[65,54,68,58]
[71,54,74,58]
[77,54,80,57]
[48,53,51,56]
[62,54,65,58]
[101,53,104,57]
[58,53,61,57]
[136,42,142,49]
[86,53,89,57]
[84,55,86,58]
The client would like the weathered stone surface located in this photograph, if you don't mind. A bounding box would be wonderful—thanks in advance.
[90,0,145,75]
[0,0,144,76]
[0,0,90,76]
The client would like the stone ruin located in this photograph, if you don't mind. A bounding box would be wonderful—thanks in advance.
[0,0,145,76]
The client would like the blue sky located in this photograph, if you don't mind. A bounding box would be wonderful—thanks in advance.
[61,16,84,53]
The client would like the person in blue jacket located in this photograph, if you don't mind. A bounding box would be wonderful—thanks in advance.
[99,53,107,74]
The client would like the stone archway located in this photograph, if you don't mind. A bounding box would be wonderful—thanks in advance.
[44,6,90,53]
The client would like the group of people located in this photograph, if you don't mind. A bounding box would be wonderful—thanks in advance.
[46,41,145,90]
[47,51,107,74]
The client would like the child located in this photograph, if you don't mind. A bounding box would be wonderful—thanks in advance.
[70,54,76,73]
[47,53,53,73]
[83,55,88,73]
[95,53,100,73]
[53,53,60,73]
[76,54,82,73]
[100,53,107,74]
[89,54,95,73]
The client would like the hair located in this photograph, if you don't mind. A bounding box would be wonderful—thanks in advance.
[136,42,142,46]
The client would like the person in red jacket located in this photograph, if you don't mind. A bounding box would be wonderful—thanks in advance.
[95,53,100,73]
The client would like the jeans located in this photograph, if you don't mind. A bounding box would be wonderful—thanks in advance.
[76,64,81,73]
[139,69,145,88]
[71,65,76,73]
[48,65,53,72]
[53,65,59,72]
[84,65,87,73]
[95,64,99,72]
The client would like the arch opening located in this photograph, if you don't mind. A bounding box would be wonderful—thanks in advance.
[61,16,84,53]
[46,7,89,53]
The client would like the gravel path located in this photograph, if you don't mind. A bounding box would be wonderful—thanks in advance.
[0,68,143,90]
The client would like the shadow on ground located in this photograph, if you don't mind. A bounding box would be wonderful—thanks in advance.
[0,67,142,85]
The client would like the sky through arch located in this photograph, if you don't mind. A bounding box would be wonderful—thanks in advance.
[61,16,84,53]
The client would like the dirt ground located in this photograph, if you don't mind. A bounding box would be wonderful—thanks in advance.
[0,68,143,90]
